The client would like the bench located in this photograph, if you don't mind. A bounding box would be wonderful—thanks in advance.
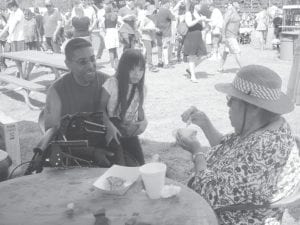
[0,72,47,110]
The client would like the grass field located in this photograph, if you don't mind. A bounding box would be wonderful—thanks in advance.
[0,44,300,224]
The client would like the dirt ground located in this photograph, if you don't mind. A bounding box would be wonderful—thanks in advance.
[0,44,300,224]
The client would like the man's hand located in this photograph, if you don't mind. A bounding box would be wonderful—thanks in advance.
[26,149,44,174]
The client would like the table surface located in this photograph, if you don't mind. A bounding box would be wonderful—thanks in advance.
[0,168,218,225]
[2,50,68,71]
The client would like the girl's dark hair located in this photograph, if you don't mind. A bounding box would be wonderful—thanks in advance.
[116,49,146,120]
[64,38,92,60]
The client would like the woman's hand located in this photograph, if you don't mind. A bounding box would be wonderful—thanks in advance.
[181,106,198,123]
[175,128,200,154]
[189,110,209,130]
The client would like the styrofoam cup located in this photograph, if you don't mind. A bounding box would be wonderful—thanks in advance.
[139,162,167,199]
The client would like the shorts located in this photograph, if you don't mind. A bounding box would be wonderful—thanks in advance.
[10,41,25,52]
[156,33,162,47]
[224,37,240,54]
[162,36,171,49]
[212,34,221,46]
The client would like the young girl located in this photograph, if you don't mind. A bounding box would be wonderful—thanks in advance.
[100,49,147,166]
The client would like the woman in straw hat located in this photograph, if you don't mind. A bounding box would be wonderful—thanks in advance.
[177,65,300,224]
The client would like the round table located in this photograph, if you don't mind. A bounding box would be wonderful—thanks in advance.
[0,168,218,225]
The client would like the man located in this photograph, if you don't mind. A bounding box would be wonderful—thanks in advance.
[218,1,242,72]
[155,0,175,68]
[42,38,122,168]
[0,0,24,77]
[34,7,44,50]
[93,0,106,59]
[43,0,62,53]
[118,0,137,52]
[208,3,223,60]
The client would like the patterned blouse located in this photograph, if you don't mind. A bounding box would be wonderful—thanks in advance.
[103,77,141,122]
[190,119,300,225]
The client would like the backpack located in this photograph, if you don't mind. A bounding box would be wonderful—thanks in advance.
[177,21,188,36]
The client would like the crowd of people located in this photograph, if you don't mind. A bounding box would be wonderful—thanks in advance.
[0,0,285,82]
[0,0,300,225]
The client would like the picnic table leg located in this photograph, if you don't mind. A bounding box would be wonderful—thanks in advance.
[24,62,35,80]
[17,88,41,110]
[15,60,25,79]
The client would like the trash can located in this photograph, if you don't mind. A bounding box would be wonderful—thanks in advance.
[280,33,294,61]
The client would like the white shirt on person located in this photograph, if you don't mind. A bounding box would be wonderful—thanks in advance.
[7,8,24,42]
[210,8,223,34]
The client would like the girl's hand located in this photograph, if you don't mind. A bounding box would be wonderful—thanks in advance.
[105,121,121,145]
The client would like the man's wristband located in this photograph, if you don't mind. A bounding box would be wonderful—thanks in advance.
[192,151,207,163]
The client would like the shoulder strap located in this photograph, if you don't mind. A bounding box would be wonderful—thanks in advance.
[125,84,137,113]
[124,85,145,121]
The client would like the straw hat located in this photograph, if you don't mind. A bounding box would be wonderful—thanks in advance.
[215,65,294,114]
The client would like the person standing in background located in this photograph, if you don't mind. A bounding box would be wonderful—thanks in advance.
[77,0,98,33]
[218,1,242,72]
[94,1,106,60]
[0,0,24,77]
[72,6,90,40]
[0,10,8,71]
[183,1,207,83]
[23,9,38,79]
[139,4,159,72]
[43,0,62,53]
[155,0,175,68]
[23,9,39,50]
[34,7,44,51]
[104,4,120,71]
[175,2,186,63]
[118,0,137,52]
[208,2,223,60]
[255,5,268,51]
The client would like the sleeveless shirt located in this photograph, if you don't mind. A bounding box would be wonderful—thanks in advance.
[53,71,108,117]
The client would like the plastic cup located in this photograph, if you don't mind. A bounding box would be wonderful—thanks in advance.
[139,162,167,199]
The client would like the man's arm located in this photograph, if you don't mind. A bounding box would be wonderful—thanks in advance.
[53,10,62,42]
[0,23,9,39]
[168,9,176,21]
[44,86,62,132]
[222,10,232,36]
[89,11,98,32]
[98,79,121,145]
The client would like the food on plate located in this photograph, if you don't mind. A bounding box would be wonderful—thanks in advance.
[105,176,126,191]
